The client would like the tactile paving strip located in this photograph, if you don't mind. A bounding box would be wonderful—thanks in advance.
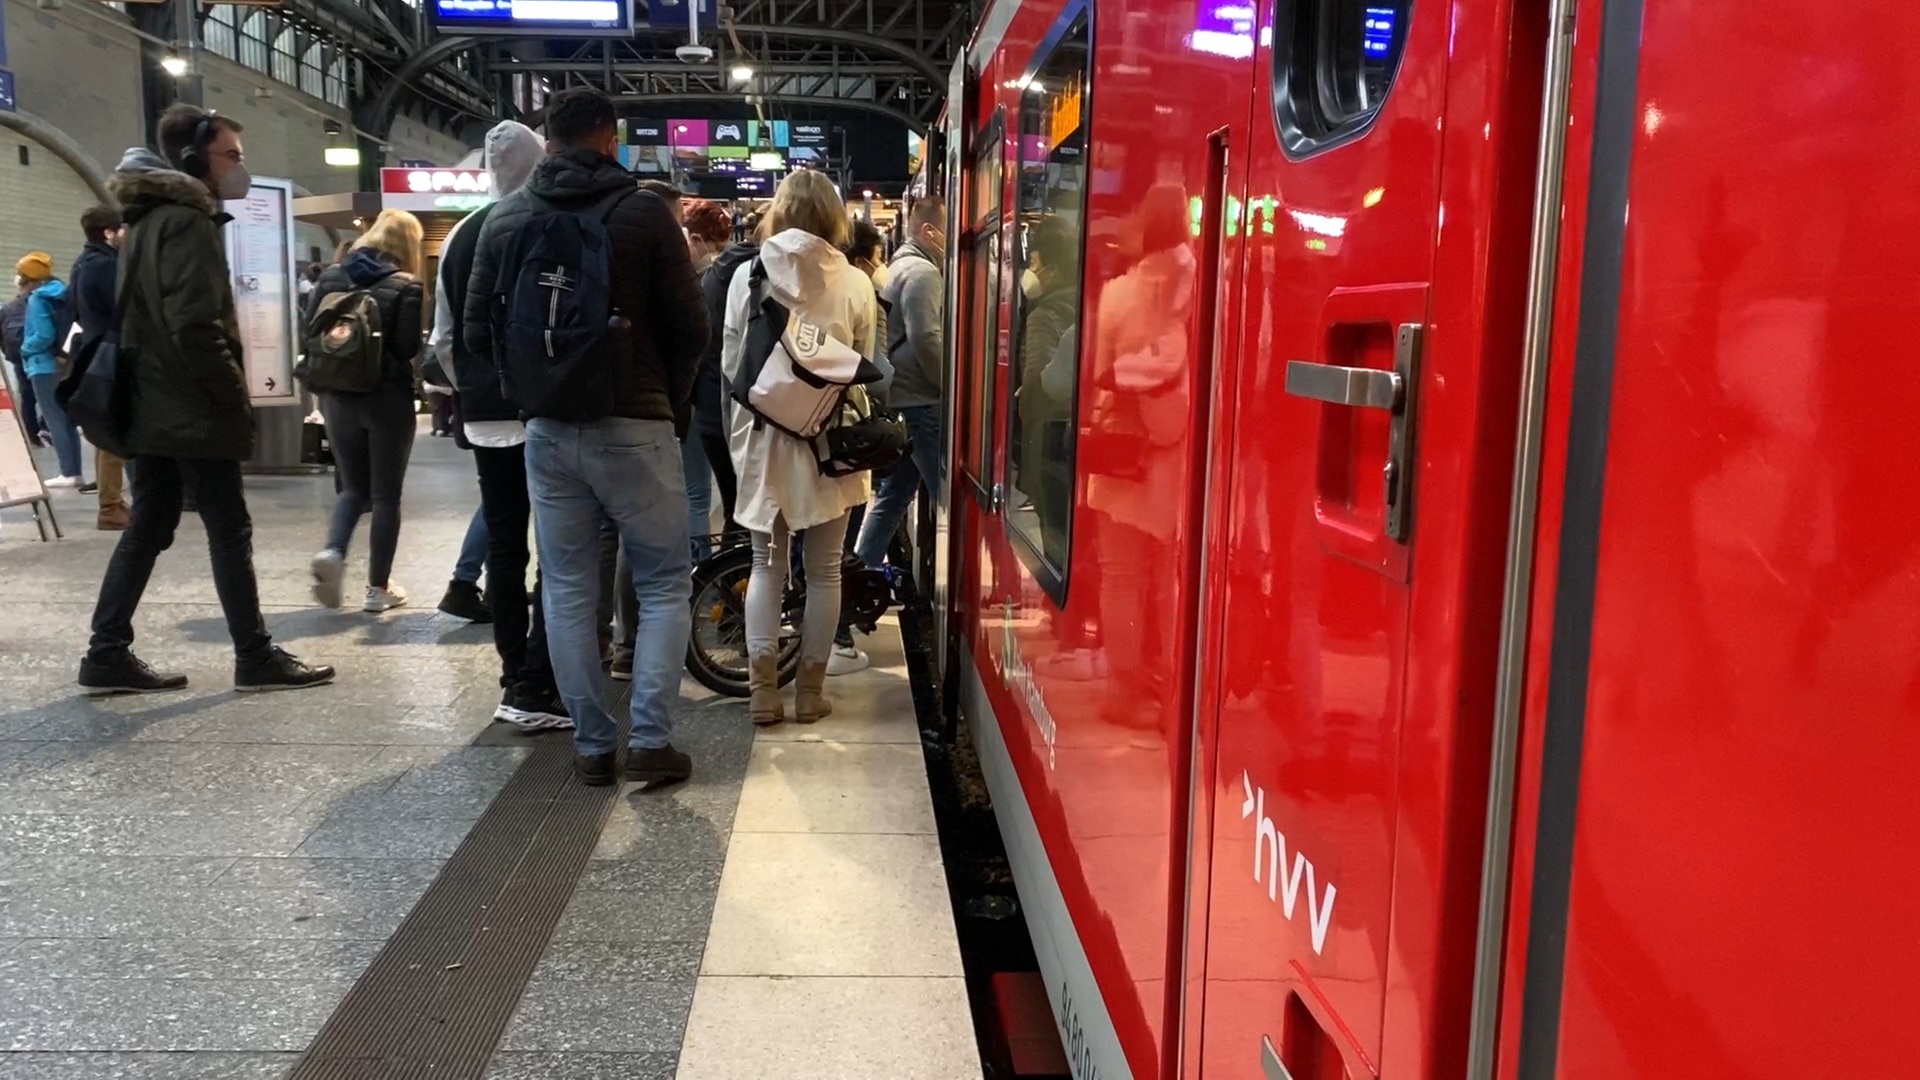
[288,728,610,1080]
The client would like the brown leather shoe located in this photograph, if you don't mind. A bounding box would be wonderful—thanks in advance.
[97,506,129,531]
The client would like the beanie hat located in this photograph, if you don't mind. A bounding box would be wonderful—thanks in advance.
[14,253,53,282]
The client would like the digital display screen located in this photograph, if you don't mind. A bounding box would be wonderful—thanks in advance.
[1362,7,1396,57]
[431,0,633,36]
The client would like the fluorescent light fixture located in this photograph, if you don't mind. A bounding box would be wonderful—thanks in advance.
[731,65,754,81]
[160,53,189,76]
[324,146,361,167]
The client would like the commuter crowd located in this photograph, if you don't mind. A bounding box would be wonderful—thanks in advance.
[0,89,948,787]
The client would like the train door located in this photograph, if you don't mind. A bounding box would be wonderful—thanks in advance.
[1193,0,1507,1076]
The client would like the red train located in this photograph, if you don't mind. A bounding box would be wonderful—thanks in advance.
[915,0,1920,1076]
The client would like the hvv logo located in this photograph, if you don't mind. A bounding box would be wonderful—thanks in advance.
[1243,771,1338,955]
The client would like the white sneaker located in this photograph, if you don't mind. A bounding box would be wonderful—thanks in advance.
[44,475,81,489]
[310,549,346,608]
[826,644,870,676]
[364,584,410,613]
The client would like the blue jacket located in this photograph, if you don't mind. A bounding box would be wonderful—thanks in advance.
[22,278,70,378]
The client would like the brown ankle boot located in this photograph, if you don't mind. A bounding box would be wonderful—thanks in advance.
[794,658,833,723]
[749,652,785,726]
[97,505,129,531]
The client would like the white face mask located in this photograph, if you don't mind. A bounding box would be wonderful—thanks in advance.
[1021,268,1042,298]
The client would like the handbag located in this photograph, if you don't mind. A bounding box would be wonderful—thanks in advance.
[55,249,141,459]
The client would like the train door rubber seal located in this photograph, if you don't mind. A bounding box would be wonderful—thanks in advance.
[1515,0,1646,1073]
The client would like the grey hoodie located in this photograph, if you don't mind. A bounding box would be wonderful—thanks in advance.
[430,121,543,363]
[880,238,944,409]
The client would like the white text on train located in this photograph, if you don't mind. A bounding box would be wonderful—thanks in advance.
[1243,771,1338,954]
[1001,600,1058,769]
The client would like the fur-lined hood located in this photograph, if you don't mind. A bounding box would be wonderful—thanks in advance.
[109,147,215,223]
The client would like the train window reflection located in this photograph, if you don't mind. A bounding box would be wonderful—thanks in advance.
[1005,8,1090,597]
[1272,0,1410,156]
[963,110,1005,503]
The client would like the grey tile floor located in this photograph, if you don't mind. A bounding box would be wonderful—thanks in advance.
[0,425,757,1078]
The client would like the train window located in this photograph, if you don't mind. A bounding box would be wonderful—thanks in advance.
[962,110,1006,505]
[1272,0,1410,156]
[1004,6,1091,597]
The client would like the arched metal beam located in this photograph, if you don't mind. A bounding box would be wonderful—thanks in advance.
[0,110,116,206]
[522,92,927,135]
[360,24,944,139]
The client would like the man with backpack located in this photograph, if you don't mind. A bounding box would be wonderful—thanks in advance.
[463,89,709,787]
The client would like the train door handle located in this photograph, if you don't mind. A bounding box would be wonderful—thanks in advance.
[1261,1035,1295,1080]
[1283,322,1424,541]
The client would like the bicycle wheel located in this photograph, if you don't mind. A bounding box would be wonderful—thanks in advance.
[685,545,800,696]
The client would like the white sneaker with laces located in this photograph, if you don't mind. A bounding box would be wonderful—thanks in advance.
[364,583,410,613]
[310,549,346,608]
[826,644,870,676]
[44,475,82,489]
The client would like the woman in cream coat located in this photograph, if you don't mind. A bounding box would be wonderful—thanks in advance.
[721,171,880,724]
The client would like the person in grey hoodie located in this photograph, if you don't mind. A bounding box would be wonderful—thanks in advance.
[431,119,571,732]
[853,195,946,568]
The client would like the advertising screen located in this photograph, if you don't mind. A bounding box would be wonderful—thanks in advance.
[431,0,634,37]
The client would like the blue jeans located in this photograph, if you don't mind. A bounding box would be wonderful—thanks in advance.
[454,504,488,584]
[855,404,941,567]
[682,435,713,561]
[526,417,692,756]
[29,372,83,478]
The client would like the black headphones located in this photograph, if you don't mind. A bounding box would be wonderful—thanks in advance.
[178,111,218,179]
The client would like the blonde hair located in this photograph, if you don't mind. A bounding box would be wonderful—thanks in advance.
[353,209,425,276]
[760,170,849,248]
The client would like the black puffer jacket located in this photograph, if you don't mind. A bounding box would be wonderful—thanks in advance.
[305,248,423,392]
[462,148,708,424]
[695,240,757,437]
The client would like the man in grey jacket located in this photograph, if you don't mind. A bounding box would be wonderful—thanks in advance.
[854,196,946,567]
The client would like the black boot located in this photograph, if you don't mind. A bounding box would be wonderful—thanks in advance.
[77,653,188,697]
[436,579,492,623]
[235,646,336,693]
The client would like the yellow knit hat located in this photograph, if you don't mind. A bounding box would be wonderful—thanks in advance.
[14,252,53,282]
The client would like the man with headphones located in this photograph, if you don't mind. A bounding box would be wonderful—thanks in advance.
[76,103,335,696]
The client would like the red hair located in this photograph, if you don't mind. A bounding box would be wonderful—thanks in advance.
[684,199,733,245]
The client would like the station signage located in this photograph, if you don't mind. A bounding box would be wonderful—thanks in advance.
[379,167,493,212]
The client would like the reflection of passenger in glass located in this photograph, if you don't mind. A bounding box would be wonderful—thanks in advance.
[1010,215,1082,569]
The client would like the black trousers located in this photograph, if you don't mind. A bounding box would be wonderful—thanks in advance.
[88,456,272,662]
[698,428,746,541]
[473,443,554,692]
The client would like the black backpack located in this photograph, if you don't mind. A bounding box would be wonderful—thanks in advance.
[495,190,633,421]
[299,287,386,393]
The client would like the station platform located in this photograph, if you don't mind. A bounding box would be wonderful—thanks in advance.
[0,429,982,1079]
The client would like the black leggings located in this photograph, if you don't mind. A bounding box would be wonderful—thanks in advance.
[320,384,417,587]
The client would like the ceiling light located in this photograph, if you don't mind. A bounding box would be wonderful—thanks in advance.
[324,147,361,167]
[731,65,754,81]
[160,52,189,77]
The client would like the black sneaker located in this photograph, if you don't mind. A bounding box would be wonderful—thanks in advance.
[507,683,573,731]
[77,653,188,697]
[574,751,617,787]
[625,744,692,785]
[608,646,633,682]
[235,647,336,693]
[437,579,492,623]
[78,480,99,495]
